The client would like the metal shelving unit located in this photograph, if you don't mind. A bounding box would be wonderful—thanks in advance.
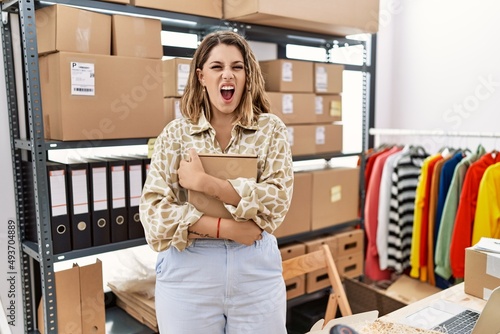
[2,1,375,332]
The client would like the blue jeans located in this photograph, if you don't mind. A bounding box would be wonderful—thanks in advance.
[155,231,287,334]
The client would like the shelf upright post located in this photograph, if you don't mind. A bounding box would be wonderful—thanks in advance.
[1,5,35,333]
[2,1,58,333]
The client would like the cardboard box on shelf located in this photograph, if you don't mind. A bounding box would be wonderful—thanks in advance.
[464,246,500,300]
[112,14,163,59]
[314,63,344,94]
[36,4,112,55]
[336,251,363,278]
[163,97,182,122]
[38,260,105,334]
[131,0,222,19]
[303,235,339,293]
[259,59,314,93]
[162,58,192,97]
[334,229,364,258]
[39,52,165,141]
[311,167,360,230]
[187,154,258,219]
[314,124,343,154]
[286,125,316,157]
[267,92,316,125]
[315,94,342,123]
[274,172,312,238]
[224,0,379,36]
[280,243,307,300]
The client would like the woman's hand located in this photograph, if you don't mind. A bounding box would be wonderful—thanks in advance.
[178,148,205,191]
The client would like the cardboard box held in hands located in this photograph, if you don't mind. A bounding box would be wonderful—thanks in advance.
[188,154,258,219]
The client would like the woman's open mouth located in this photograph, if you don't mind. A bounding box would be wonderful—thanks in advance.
[221,85,235,101]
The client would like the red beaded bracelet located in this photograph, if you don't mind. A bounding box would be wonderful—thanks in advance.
[216,217,221,239]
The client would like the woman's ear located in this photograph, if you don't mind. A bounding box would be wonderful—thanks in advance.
[196,68,204,86]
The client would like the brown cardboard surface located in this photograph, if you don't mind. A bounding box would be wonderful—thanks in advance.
[108,283,157,331]
[36,4,111,55]
[286,125,316,157]
[314,124,343,154]
[335,229,364,257]
[163,97,182,122]
[303,235,339,293]
[385,274,442,304]
[464,247,500,300]
[224,0,379,36]
[280,243,306,260]
[39,52,165,141]
[274,172,312,238]
[112,14,163,59]
[267,92,316,125]
[188,154,258,219]
[314,63,344,94]
[80,260,105,334]
[280,243,306,300]
[311,167,360,230]
[315,94,342,123]
[259,59,314,93]
[336,252,363,278]
[131,0,222,18]
[38,265,82,334]
[162,58,192,97]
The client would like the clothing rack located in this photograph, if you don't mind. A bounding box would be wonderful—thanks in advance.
[369,128,500,148]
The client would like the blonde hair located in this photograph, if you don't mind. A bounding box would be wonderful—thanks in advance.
[180,30,270,125]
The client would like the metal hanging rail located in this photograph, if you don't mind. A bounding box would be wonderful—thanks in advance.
[369,128,500,138]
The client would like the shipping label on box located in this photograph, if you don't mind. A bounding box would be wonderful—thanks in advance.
[162,58,192,97]
[311,167,360,230]
[315,95,342,123]
[260,59,313,93]
[314,124,343,154]
[39,52,165,141]
[267,92,316,125]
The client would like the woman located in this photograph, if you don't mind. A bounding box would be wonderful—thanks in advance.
[140,30,294,334]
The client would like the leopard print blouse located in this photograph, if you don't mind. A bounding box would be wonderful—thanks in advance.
[139,112,294,252]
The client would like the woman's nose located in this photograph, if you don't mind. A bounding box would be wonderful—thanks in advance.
[222,68,234,79]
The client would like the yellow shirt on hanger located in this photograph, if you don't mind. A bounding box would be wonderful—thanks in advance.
[472,162,500,245]
[410,155,434,278]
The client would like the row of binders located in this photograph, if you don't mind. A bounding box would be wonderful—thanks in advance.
[44,155,150,254]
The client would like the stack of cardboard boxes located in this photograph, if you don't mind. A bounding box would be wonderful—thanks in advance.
[280,229,364,300]
[37,4,166,141]
[162,57,192,121]
[260,59,344,157]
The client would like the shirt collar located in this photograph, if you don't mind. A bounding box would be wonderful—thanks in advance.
[187,112,259,135]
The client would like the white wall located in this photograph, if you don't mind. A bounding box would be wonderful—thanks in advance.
[375,0,500,152]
